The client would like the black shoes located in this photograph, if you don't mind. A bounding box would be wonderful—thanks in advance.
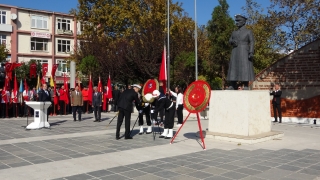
[125,137,133,140]
[94,120,98,122]
[116,137,120,140]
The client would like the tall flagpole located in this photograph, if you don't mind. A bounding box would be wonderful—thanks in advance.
[195,0,198,80]
[167,0,170,91]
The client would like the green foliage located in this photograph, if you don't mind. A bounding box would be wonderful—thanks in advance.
[206,0,235,86]
[0,44,8,62]
[79,55,99,76]
[172,51,195,86]
[15,60,43,88]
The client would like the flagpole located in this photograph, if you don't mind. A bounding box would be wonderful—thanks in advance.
[167,0,170,91]
[195,0,198,80]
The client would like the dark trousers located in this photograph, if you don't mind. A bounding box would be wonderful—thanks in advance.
[273,103,282,122]
[116,108,131,138]
[82,101,88,113]
[1,103,6,118]
[12,103,18,117]
[177,104,183,124]
[72,106,82,121]
[93,105,101,120]
[139,106,151,126]
[158,108,164,122]
[113,103,118,112]
[164,107,175,129]
[59,100,65,115]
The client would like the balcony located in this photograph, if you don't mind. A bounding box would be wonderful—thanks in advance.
[0,24,13,32]
[57,29,73,35]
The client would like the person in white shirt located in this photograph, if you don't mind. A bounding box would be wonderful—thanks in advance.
[170,86,184,127]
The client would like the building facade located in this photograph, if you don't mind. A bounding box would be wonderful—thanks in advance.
[0,4,80,83]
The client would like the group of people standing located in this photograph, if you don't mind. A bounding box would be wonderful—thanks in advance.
[116,82,184,140]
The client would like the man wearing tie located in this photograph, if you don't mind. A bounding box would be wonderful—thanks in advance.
[270,84,282,123]
[71,86,83,121]
[38,84,51,121]
[92,86,102,122]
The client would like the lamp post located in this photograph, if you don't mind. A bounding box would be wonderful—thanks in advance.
[195,0,198,80]
[167,0,170,90]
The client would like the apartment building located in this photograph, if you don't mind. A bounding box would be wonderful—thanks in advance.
[0,4,80,83]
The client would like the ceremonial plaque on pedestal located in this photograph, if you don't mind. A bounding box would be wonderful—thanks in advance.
[25,102,51,130]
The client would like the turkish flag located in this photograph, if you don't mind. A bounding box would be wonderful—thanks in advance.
[42,63,48,77]
[30,63,37,78]
[159,46,167,93]
[63,74,69,104]
[51,64,58,77]
[13,75,18,103]
[106,74,113,99]
[98,76,102,93]
[88,75,93,105]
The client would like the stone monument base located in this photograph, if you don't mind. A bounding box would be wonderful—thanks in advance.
[206,131,284,144]
[208,90,284,143]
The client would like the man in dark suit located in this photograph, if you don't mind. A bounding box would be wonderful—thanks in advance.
[38,84,51,121]
[270,84,282,123]
[71,86,83,121]
[116,84,141,140]
[92,86,102,122]
[112,85,121,112]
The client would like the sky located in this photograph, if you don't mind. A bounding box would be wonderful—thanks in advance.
[1,0,272,26]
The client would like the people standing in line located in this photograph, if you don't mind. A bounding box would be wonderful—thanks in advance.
[22,88,30,117]
[116,84,141,140]
[48,86,54,116]
[1,88,10,118]
[82,86,89,113]
[92,86,102,122]
[170,86,184,127]
[11,89,19,118]
[270,84,282,123]
[71,86,83,122]
[152,89,175,139]
[112,85,120,112]
[38,84,51,122]
[138,97,152,135]
[103,85,109,113]
[17,91,24,117]
[59,85,67,115]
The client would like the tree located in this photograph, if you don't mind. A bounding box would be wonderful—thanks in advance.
[79,55,99,76]
[206,0,235,87]
[0,44,9,63]
[268,0,320,51]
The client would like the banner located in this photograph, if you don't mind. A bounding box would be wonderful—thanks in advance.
[30,63,37,78]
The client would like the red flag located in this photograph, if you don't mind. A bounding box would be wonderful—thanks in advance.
[106,74,113,99]
[88,75,93,105]
[54,81,58,105]
[30,62,37,78]
[2,75,9,103]
[159,46,167,93]
[41,76,46,85]
[13,75,18,103]
[98,76,102,93]
[42,63,48,77]
[51,64,58,77]
[63,74,69,104]
[5,63,21,80]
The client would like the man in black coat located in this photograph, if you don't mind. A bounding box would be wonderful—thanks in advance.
[116,84,141,140]
[38,84,51,121]
[270,84,282,123]
[112,85,121,112]
[92,86,102,122]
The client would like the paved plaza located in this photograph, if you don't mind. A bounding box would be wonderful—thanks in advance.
[0,112,319,180]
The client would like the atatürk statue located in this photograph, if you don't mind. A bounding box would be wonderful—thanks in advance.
[227,14,255,90]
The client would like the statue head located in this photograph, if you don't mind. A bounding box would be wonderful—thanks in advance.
[235,14,247,28]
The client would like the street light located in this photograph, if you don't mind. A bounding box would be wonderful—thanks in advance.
[195,0,198,80]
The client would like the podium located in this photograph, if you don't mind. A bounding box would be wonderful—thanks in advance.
[25,101,51,130]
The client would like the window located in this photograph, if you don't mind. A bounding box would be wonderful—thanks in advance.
[32,59,48,65]
[31,37,48,51]
[57,59,69,73]
[0,35,6,45]
[57,39,71,53]
[31,15,48,29]
[57,18,71,30]
[0,10,6,24]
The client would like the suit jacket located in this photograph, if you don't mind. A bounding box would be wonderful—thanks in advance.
[270,90,282,104]
[117,89,141,112]
[38,89,51,102]
[71,90,83,106]
[92,92,102,107]
[112,89,120,104]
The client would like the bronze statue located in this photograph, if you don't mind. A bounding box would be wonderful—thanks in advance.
[227,15,255,90]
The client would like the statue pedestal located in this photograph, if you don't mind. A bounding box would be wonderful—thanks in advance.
[207,90,283,144]
[26,102,51,130]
